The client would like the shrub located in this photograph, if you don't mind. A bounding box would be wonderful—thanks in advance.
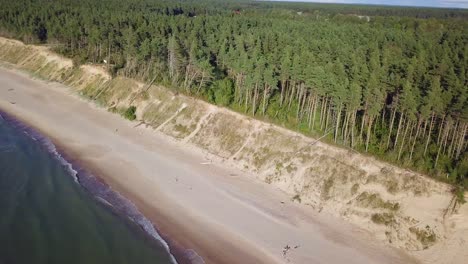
[454,186,466,204]
[292,194,302,203]
[123,106,137,120]
[371,213,395,226]
[409,225,436,248]
[351,183,360,195]
[355,192,400,211]
[72,54,87,67]
[211,78,234,106]
[321,177,334,200]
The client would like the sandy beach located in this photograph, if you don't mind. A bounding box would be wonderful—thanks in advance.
[0,66,418,264]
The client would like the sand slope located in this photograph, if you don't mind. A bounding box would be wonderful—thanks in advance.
[1,37,467,264]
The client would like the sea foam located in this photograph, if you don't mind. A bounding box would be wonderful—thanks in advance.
[0,110,183,264]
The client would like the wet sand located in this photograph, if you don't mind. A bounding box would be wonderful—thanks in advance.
[0,67,418,264]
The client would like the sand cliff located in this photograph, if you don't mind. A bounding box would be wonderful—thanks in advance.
[1,37,467,264]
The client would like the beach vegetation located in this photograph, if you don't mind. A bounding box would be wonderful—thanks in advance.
[1,0,466,190]
[371,213,395,226]
[351,183,360,195]
[321,177,334,200]
[409,225,436,248]
[355,192,400,211]
[123,106,137,121]
[292,194,302,203]
[209,78,234,107]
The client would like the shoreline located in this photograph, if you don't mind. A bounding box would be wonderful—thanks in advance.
[0,67,279,264]
[0,65,421,264]
[49,136,263,264]
[0,107,265,264]
[0,109,185,264]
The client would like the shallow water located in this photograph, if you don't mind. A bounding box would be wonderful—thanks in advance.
[0,113,173,264]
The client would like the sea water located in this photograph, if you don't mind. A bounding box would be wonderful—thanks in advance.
[0,112,174,264]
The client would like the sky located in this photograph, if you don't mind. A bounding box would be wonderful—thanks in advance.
[278,0,468,9]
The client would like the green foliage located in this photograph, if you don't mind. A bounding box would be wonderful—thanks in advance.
[455,187,466,204]
[356,192,400,211]
[292,194,302,203]
[122,106,137,121]
[371,213,395,226]
[211,78,234,106]
[72,54,87,68]
[0,0,466,188]
[409,225,436,248]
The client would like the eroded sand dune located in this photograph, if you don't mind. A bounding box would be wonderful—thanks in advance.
[1,37,467,264]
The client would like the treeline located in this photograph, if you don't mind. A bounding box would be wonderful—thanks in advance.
[0,0,467,189]
[257,1,468,19]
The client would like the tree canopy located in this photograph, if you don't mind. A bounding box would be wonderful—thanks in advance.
[0,0,466,188]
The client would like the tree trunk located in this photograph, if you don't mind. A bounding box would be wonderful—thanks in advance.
[435,122,450,168]
[311,95,318,130]
[262,84,270,116]
[437,115,446,145]
[424,113,435,156]
[107,38,111,72]
[422,119,428,140]
[410,120,421,161]
[360,112,366,145]
[183,65,190,90]
[296,84,304,119]
[307,95,314,128]
[366,116,374,152]
[448,120,459,158]
[456,123,467,158]
[235,73,244,105]
[381,107,386,129]
[300,88,308,120]
[386,107,397,149]
[334,103,342,143]
[442,120,451,154]
[288,81,296,110]
[280,80,286,106]
[394,112,404,149]
[398,119,410,161]
[342,110,348,143]
[320,97,327,131]
[197,72,205,94]
[351,110,357,148]
[244,86,250,113]
[343,110,350,143]
[325,102,331,132]
[252,83,259,116]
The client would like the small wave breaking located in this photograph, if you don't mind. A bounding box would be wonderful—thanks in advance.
[0,110,186,264]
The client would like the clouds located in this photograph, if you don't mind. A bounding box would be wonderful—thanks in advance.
[279,0,468,9]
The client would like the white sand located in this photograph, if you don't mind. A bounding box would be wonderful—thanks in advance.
[0,67,417,264]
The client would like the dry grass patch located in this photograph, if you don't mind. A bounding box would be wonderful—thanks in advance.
[192,113,249,158]
[161,103,203,139]
[371,213,396,226]
[351,183,360,195]
[355,192,400,211]
[321,177,334,200]
[142,97,184,128]
[409,225,436,248]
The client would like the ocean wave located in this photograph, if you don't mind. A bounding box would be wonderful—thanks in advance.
[80,171,179,264]
[13,119,79,182]
[0,144,14,153]
[0,110,183,264]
